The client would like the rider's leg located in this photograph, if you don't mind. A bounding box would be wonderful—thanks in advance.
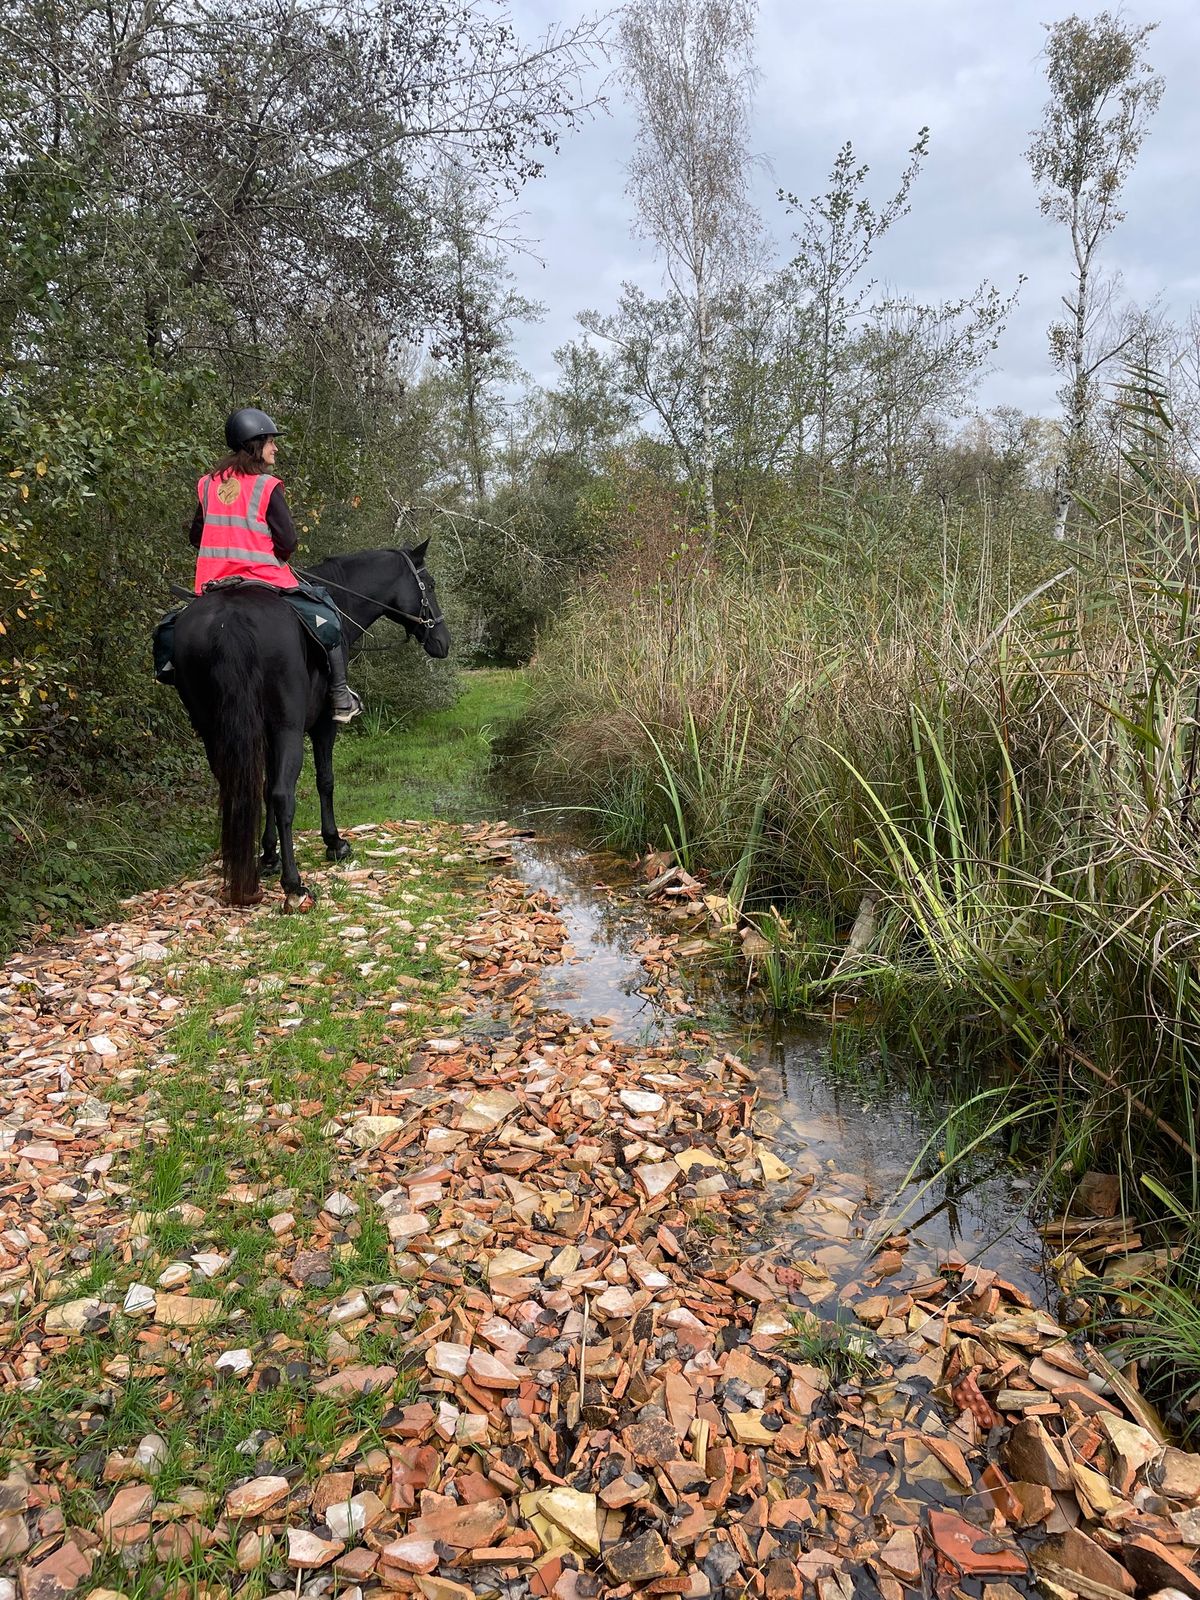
[327,641,361,725]
[152,611,179,682]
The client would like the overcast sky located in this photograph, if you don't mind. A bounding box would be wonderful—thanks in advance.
[501,0,1200,418]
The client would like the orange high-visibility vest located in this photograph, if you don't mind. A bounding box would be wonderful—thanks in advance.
[193,471,299,594]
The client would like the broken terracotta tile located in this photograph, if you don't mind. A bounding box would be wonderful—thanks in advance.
[927,1509,1026,1577]
[2,817,1198,1600]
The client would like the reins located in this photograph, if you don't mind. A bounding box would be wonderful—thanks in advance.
[295,550,444,635]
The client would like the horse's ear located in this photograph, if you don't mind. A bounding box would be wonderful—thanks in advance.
[409,538,430,565]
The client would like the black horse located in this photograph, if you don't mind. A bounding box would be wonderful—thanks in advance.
[173,542,450,906]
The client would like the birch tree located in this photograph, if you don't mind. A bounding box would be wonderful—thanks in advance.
[1027,11,1163,540]
[780,132,928,493]
[617,0,759,543]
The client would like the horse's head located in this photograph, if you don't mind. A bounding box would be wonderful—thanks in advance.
[388,540,450,659]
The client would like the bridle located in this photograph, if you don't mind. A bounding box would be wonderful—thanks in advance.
[296,550,444,636]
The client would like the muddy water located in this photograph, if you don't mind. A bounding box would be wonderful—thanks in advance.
[509,833,1049,1305]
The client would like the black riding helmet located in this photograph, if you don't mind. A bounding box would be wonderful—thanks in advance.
[225,407,281,450]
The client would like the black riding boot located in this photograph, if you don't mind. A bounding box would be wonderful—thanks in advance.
[327,643,362,724]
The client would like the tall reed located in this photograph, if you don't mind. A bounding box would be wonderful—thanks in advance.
[520,430,1200,1389]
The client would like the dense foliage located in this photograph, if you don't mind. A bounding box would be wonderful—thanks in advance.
[0,0,603,936]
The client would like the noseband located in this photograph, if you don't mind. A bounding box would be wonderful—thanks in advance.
[394,548,445,634]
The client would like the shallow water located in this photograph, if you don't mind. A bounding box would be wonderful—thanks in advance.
[752,1030,1047,1298]
[509,831,1049,1304]
[508,836,676,1041]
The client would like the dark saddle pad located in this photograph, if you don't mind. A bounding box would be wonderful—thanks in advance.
[152,580,341,683]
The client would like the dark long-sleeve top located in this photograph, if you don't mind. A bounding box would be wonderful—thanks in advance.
[188,481,299,562]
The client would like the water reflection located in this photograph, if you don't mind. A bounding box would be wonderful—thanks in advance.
[507,831,1048,1304]
[752,1028,1047,1299]
[508,836,675,1041]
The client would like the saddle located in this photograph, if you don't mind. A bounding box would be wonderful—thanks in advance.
[152,578,342,684]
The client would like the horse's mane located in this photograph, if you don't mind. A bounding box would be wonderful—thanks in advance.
[306,547,417,583]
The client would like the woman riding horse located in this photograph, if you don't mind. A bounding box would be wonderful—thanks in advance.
[190,407,361,723]
[171,408,450,906]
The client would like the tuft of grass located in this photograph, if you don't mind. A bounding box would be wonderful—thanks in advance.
[1093,1268,1200,1443]
[783,1312,879,1387]
[748,905,837,1012]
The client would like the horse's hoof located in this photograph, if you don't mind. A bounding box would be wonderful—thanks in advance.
[260,855,281,875]
[326,841,352,862]
[281,887,316,914]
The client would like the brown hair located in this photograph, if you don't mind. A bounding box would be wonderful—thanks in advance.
[210,442,270,479]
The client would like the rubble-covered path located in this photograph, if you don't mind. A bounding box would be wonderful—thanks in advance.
[1,820,1198,1600]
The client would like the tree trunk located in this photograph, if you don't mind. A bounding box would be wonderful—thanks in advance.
[1054,259,1089,542]
[1051,466,1071,542]
[816,296,831,504]
[454,251,486,505]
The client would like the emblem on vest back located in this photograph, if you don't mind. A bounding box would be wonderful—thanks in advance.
[217,477,240,506]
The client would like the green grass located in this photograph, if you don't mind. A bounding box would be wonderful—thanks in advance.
[519,490,1200,1180]
[297,667,528,827]
[0,771,211,956]
[1096,1271,1200,1440]
[782,1313,879,1386]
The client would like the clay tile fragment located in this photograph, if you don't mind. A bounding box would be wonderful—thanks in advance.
[623,1406,681,1466]
[1003,1418,1072,1491]
[927,1510,1027,1578]
[1048,1528,1136,1596]
[1121,1534,1200,1600]
[409,1494,508,1551]
[604,1529,671,1584]
[1157,1449,1200,1505]
[17,1536,94,1600]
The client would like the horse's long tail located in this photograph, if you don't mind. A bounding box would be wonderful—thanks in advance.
[209,614,264,906]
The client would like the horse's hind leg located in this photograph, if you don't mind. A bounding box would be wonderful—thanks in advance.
[261,775,280,873]
[270,731,308,899]
[312,714,350,862]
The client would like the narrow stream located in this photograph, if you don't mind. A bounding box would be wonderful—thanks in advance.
[508,831,1049,1306]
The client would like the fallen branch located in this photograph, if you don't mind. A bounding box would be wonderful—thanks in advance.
[1061,1041,1200,1165]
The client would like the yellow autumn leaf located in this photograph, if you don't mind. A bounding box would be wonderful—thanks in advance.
[34,460,47,476]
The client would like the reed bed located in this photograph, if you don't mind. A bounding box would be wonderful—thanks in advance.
[521,484,1200,1424]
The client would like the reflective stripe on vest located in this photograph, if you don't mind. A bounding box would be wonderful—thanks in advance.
[193,471,298,593]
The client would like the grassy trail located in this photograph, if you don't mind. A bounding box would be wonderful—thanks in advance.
[0,830,478,1585]
[295,669,528,830]
[1,669,527,958]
